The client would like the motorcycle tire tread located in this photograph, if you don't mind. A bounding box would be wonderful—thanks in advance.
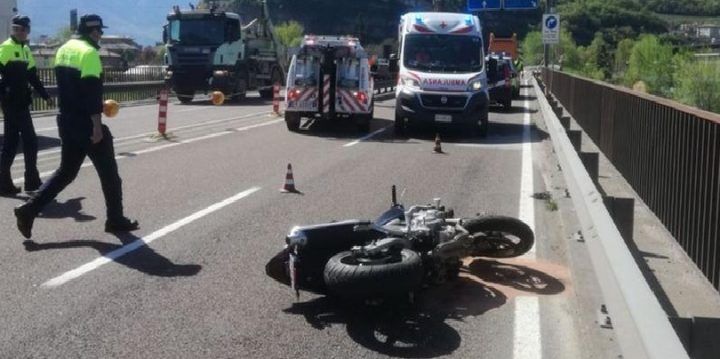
[463,215,535,258]
[323,249,423,297]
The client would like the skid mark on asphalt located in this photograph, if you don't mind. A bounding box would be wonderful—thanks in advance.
[41,186,261,287]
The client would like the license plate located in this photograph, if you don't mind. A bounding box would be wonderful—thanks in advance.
[434,114,452,123]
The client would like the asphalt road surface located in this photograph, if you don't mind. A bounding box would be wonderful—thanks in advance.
[0,82,620,358]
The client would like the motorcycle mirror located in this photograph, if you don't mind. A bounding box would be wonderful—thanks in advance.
[391,185,397,206]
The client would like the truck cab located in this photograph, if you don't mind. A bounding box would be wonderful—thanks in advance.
[163,4,285,104]
[395,12,489,137]
[284,35,374,133]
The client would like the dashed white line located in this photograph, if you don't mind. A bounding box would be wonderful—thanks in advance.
[343,126,390,147]
[11,111,270,164]
[513,75,541,359]
[42,186,261,287]
[13,119,282,185]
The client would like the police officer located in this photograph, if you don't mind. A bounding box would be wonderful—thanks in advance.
[0,15,51,195]
[14,14,138,239]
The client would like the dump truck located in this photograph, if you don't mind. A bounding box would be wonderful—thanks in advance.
[162,1,286,103]
[487,33,518,61]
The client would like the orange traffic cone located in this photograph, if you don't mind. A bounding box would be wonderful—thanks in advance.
[281,163,299,193]
[433,133,443,154]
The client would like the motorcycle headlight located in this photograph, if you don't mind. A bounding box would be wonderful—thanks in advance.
[467,80,483,92]
[213,70,228,77]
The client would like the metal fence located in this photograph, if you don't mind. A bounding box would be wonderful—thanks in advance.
[542,69,720,290]
[29,67,166,112]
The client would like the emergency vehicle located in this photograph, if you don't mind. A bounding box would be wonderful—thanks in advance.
[284,35,374,133]
[395,12,490,136]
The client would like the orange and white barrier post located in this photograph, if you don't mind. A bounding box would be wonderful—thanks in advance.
[158,88,168,136]
[272,82,281,115]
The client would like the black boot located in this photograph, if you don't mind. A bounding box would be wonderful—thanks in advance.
[0,173,20,196]
[24,175,42,193]
[105,217,140,233]
[14,203,37,239]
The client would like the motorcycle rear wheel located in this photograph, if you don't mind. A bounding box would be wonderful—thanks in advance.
[323,249,423,297]
[463,216,535,258]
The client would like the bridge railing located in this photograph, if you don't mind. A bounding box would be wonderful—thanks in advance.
[542,69,720,291]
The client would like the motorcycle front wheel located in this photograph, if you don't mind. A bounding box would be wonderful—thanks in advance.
[463,216,535,258]
[323,248,423,297]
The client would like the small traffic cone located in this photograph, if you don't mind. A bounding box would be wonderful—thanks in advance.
[280,163,299,193]
[433,133,443,154]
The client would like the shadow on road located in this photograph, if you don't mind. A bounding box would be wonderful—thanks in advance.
[282,257,565,357]
[0,134,61,152]
[37,196,97,222]
[22,232,201,278]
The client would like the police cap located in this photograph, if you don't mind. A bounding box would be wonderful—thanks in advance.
[11,15,31,29]
[78,14,108,33]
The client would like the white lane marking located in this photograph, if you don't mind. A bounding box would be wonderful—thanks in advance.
[13,119,282,185]
[343,126,389,147]
[454,143,522,151]
[35,126,58,132]
[513,75,541,359]
[514,296,542,359]
[42,186,261,287]
[11,111,269,167]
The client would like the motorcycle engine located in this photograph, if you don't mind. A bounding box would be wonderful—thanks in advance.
[410,209,455,243]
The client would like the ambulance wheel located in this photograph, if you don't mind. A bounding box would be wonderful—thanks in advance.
[285,112,301,132]
[394,108,406,136]
[357,116,371,133]
[478,119,489,138]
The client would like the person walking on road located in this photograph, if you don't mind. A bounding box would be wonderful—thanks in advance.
[14,14,139,239]
[0,15,52,195]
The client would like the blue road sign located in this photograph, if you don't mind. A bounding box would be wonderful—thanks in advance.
[468,0,502,11]
[503,0,539,9]
[545,15,558,30]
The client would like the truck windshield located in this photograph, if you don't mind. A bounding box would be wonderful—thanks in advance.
[169,19,225,45]
[403,34,483,73]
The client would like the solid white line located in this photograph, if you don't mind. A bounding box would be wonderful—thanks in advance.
[513,75,541,359]
[343,126,389,147]
[42,186,261,287]
[13,119,282,185]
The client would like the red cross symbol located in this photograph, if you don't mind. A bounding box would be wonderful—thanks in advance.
[440,21,447,29]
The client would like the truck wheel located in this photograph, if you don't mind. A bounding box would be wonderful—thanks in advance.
[323,249,423,297]
[177,94,195,105]
[285,112,301,132]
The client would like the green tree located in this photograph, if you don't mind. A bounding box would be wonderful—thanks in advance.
[521,31,543,66]
[673,57,720,113]
[613,38,635,81]
[275,21,304,48]
[624,35,675,97]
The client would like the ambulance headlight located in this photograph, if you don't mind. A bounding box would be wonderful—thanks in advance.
[403,78,420,89]
[467,80,483,92]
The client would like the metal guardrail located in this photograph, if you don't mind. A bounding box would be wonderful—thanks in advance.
[27,67,167,112]
[532,75,690,359]
[542,69,720,292]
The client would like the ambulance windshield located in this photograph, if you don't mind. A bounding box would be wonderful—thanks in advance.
[403,34,483,73]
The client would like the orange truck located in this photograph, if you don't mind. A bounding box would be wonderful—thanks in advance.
[487,33,518,60]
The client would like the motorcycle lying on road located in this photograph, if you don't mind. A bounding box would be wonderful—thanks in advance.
[266,187,534,299]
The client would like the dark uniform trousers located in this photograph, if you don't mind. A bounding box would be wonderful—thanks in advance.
[1,103,39,183]
[28,119,124,221]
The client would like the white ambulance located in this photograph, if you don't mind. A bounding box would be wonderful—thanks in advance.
[284,35,374,133]
[395,12,490,136]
